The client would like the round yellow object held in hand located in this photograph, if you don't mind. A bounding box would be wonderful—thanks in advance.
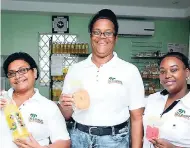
[72,90,90,110]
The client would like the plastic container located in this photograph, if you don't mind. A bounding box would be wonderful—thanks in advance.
[2,91,29,140]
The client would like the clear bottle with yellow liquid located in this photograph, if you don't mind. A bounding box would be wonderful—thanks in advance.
[2,91,29,140]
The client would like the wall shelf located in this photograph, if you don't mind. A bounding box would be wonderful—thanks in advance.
[71,53,89,57]
[131,56,161,59]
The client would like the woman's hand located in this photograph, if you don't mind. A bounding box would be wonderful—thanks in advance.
[59,93,74,109]
[150,138,176,148]
[0,90,8,109]
[0,99,7,109]
[14,134,44,148]
[58,93,74,120]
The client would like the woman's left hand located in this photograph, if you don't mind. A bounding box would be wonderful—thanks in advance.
[149,138,176,148]
[14,134,43,148]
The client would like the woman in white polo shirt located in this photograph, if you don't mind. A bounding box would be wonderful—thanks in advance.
[0,52,70,148]
[143,52,190,148]
[59,9,145,148]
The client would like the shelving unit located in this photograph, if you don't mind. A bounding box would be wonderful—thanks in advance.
[130,41,165,95]
[132,56,161,96]
[49,36,89,101]
[50,53,89,101]
[131,56,162,59]
[38,34,89,129]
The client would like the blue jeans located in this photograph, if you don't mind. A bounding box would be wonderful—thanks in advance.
[70,123,130,148]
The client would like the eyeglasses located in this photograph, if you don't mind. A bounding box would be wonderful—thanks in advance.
[91,30,115,38]
[7,67,32,78]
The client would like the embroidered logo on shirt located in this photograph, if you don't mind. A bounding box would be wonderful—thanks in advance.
[108,77,123,85]
[29,113,44,124]
[174,109,190,120]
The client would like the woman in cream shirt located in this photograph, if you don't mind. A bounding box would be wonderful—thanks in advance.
[143,52,190,148]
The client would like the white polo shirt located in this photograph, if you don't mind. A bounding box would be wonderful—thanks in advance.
[0,88,70,148]
[62,52,145,126]
[143,92,190,148]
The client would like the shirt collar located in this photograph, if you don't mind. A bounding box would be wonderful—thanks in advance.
[181,91,190,108]
[8,88,41,102]
[84,52,118,68]
[160,91,190,108]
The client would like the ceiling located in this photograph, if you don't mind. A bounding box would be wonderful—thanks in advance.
[12,0,190,8]
[2,0,190,18]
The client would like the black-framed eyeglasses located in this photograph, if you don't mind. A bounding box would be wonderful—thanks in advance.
[91,30,115,38]
[7,67,32,78]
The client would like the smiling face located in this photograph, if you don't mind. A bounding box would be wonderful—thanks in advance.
[90,19,117,59]
[8,60,37,93]
[159,56,190,94]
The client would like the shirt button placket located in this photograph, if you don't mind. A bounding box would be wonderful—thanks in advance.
[96,68,99,82]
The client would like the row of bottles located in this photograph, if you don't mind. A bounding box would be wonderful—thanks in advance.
[52,43,89,54]
[52,75,64,81]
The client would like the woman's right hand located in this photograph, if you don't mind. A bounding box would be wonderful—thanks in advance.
[58,93,74,120]
[59,93,74,109]
[0,99,7,109]
[0,90,8,109]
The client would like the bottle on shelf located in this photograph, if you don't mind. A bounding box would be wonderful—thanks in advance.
[1,91,29,140]
[78,43,82,54]
[67,43,71,53]
[71,43,75,54]
[55,43,59,54]
[52,83,62,101]
[81,43,85,54]
[64,43,67,53]
[62,43,65,54]
[85,43,89,54]
[52,43,56,54]
[60,43,64,54]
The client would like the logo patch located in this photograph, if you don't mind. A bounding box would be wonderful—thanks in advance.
[29,113,44,124]
[174,109,190,120]
[108,77,123,85]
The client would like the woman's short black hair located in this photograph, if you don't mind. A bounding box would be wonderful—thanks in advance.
[3,52,39,80]
[159,52,190,69]
[160,52,190,95]
[88,9,119,36]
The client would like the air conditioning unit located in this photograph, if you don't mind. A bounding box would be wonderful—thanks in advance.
[118,19,155,37]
